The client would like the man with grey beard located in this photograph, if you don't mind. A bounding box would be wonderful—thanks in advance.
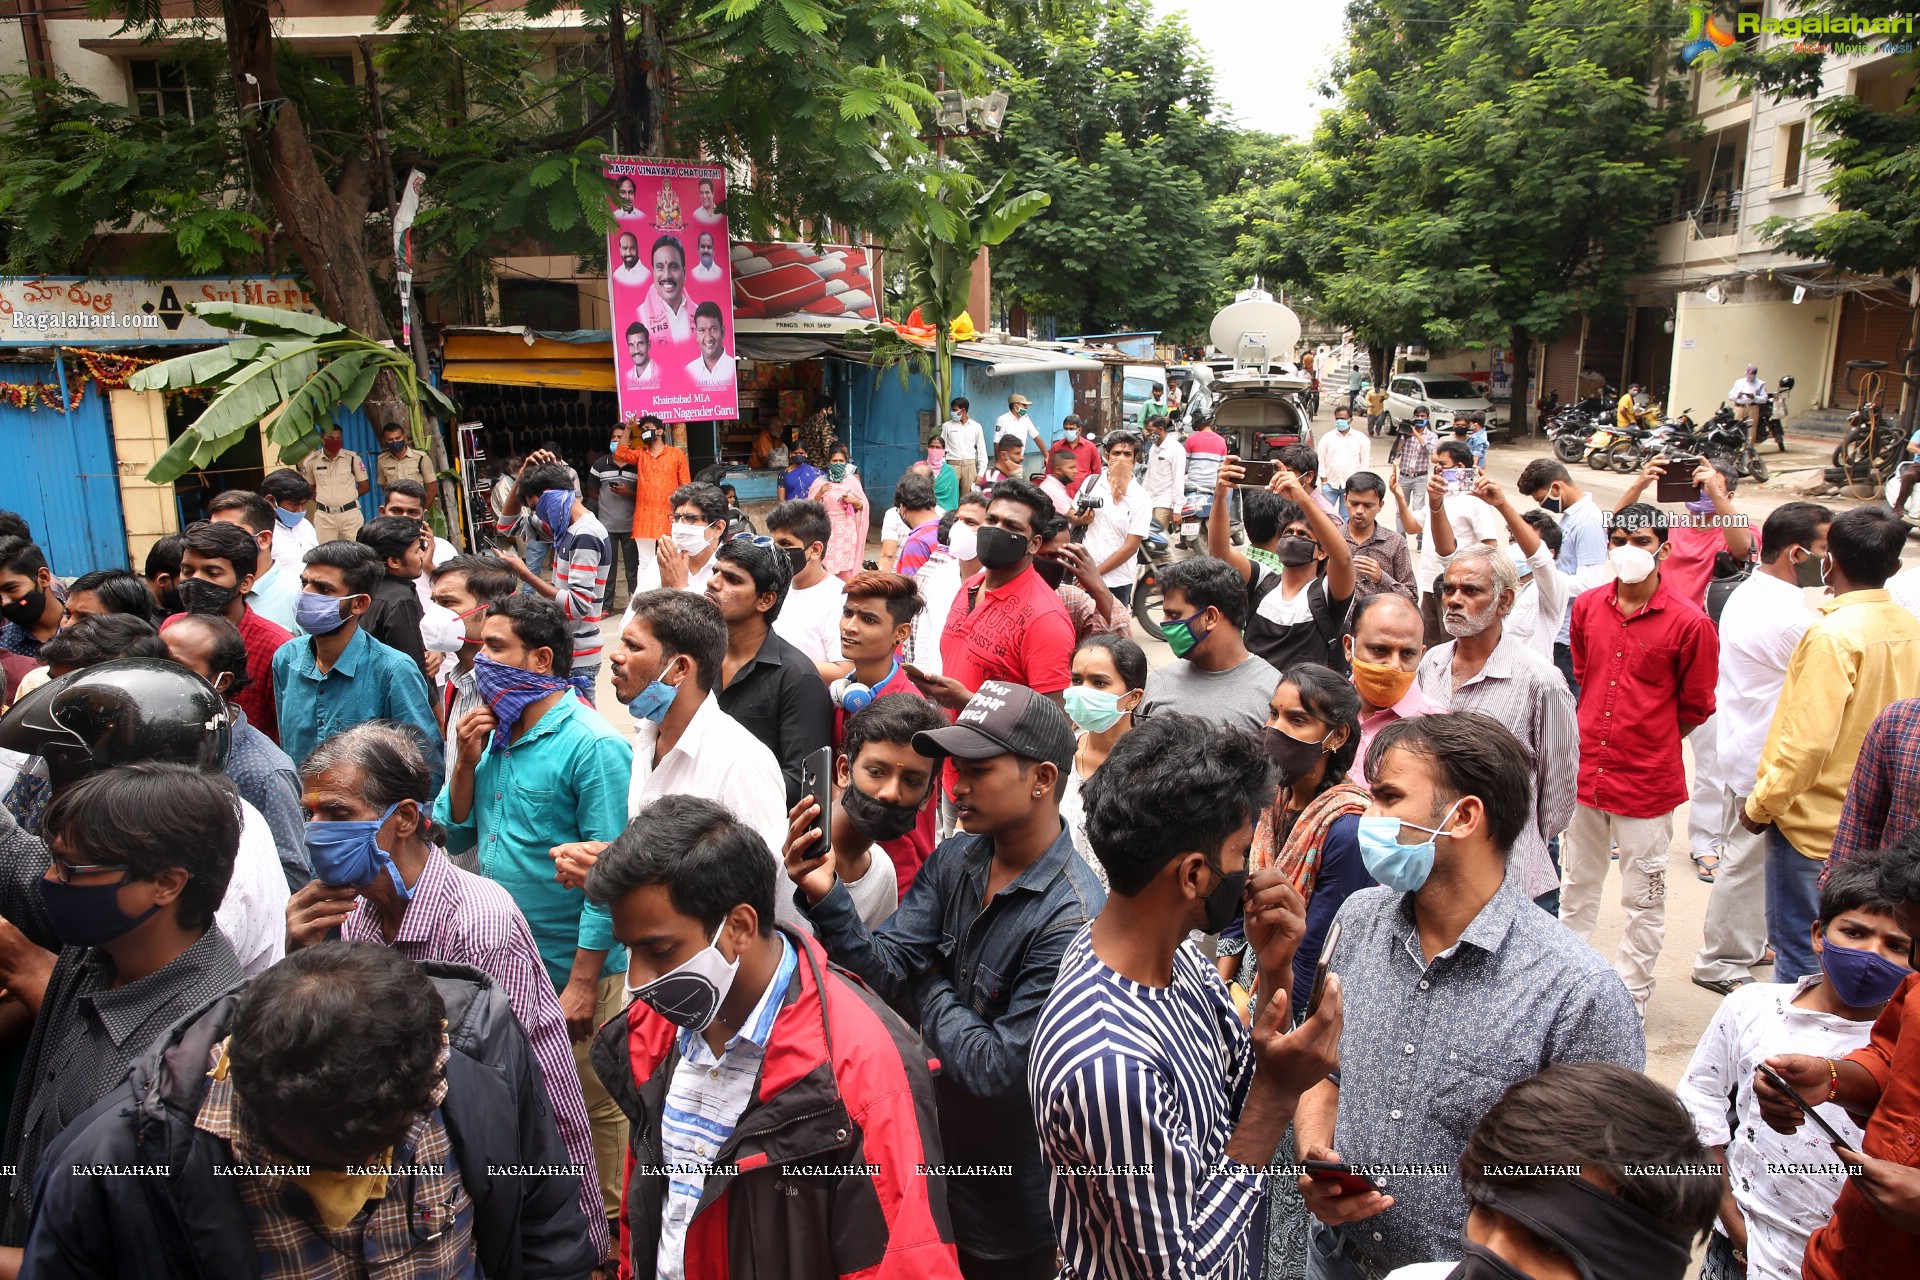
[1414,543,1577,914]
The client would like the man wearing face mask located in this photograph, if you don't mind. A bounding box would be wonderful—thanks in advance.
[0,764,246,1255]
[287,722,608,1266]
[1742,503,1920,982]
[425,554,521,782]
[1516,460,1609,696]
[299,424,370,543]
[590,794,963,1280]
[1680,854,1912,1280]
[374,421,436,513]
[165,520,293,746]
[549,590,795,928]
[785,694,948,927]
[495,458,612,699]
[271,541,443,795]
[0,537,65,661]
[1142,414,1187,532]
[1692,502,1831,996]
[161,614,308,892]
[1561,506,1717,1012]
[1294,713,1642,1280]
[609,414,689,573]
[766,499,849,677]
[260,468,319,573]
[1209,468,1357,674]
[1140,556,1281,733]
[1318,407,1372,521]
[1755,843,1920,1280]
[621,481,727,618]
[1346,593,1440,783]
[352,514,432,682]
[1416,545,1578,913]
[436,594,632,1230]
[1030,712,1344,1280]
[204,488,302,636]
[786,680,1104,1280]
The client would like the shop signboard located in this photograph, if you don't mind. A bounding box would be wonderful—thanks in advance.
[0,276,320,346]
[603,155,738,423]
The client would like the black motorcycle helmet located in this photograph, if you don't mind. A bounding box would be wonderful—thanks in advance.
[0,658,230,793]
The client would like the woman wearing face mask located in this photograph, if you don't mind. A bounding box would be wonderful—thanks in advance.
[806,441,870,581]
[1059,635,1148,883]
[925,435,961,511]
[904,494,986,674]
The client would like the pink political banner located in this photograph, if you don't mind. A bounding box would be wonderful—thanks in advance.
[603,155,737,423]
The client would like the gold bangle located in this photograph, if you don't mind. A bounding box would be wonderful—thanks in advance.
[1825,1058,1840,1105]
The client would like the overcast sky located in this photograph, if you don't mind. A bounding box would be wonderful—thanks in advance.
[1153,0,1349,138]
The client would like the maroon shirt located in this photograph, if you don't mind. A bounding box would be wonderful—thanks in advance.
[1568,577,1717,818]
[163,606,292,746]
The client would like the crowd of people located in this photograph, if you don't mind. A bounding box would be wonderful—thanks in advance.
[0,400,1914,1280]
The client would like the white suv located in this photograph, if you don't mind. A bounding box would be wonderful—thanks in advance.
[1382,372,1496,431]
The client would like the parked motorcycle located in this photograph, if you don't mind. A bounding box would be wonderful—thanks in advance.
[1132,525,1173,640]
[1549,411,1602,464]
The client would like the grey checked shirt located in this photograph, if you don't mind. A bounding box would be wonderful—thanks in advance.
[1323,879,1642,1272]
[1416,631,1578,900]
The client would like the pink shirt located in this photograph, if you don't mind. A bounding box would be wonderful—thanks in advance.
[1353,679,1445,782]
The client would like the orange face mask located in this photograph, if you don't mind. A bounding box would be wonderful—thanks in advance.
[1350,656,1416,708]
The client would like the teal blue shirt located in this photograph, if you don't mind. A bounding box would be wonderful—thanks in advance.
[434,693,633,986]
[933,461,961,511]
[271,626,444,794]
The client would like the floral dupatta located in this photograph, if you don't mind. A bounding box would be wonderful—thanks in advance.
[1249,781,1371,902]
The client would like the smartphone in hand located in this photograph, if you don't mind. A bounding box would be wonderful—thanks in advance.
[1756,1062,1848,1146]
[1237,459,1279,488]
[1656,456,1704,504]
[1304,922,1340,1019]
[800,745,832,856]
[1303,1160,1381,1197]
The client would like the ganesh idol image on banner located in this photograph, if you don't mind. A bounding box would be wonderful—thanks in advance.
[601,155,738,423]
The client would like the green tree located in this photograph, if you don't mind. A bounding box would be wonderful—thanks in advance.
[1710,1,1920,433]
[1239,0,1690,430]
[977,0,1242,338]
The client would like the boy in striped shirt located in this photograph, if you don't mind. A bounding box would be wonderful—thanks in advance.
[497,452,611,700]
[1029,711,1344,1280]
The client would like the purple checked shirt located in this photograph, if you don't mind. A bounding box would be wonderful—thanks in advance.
[343,847,608,1262]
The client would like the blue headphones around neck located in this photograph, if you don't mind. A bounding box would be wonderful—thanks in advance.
[830,655,901,714]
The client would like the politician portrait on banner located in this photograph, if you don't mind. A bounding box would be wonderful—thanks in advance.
[602,155,738,422]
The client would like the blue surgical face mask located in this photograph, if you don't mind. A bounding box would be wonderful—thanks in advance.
[1356,800,1463,894]
[296,590,363,636]
[304,803,411,899]
[625,657,683,723]
[274,505,306,529]
[1820,936,1912,1008]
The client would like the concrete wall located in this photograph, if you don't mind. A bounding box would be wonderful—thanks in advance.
[1669,283,1840,420]
[108,389,180,570]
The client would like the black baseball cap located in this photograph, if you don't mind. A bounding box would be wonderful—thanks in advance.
[912,680,1075,772]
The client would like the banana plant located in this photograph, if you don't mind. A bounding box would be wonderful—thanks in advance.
[130,301,459,485]
[879,166,1049,412]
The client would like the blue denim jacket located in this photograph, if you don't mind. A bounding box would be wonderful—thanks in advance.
[802,820,1105,1259]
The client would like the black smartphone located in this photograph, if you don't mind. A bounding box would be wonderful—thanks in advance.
[1657,456,1704,504]
[1755,1062,1848,1146]
[1237,459,1278,488]
[800,745,832,856]
[1303,1159,1381,1197]
[1305,922,1340,1019]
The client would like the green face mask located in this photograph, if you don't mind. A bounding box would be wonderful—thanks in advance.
[1161,610,1210,660]
[827,462,848,482]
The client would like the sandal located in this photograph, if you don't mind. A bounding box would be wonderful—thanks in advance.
[1693,975,1755,997]
[1692,852,1719,883]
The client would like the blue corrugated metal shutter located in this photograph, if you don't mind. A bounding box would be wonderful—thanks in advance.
[0,365,130,571]
[330,403,382,521]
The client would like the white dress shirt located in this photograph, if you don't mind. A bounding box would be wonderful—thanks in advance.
[1144,434,1187,508]
[628,692,805,930]
[1710,571,1815,794]
[1415,493,1504,583]
[993,411,1042,451]
[270,518,318,573]
[1316,426,1372,490]
[943,416,989,470]
[1728,375,1768,404]
[222,798,292,978]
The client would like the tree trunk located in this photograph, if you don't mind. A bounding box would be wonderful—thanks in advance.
[225,0,385,340]
[1508,327,1532,438]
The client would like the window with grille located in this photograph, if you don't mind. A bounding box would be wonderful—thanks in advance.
[129,59,207,121]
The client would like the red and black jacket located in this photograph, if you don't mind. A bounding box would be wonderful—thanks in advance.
[590,926,962,1280]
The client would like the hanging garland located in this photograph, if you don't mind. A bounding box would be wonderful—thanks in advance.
[0,348,162,412]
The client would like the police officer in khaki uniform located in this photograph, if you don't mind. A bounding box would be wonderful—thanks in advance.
[302,425,371,543]
[375,421,437,512]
